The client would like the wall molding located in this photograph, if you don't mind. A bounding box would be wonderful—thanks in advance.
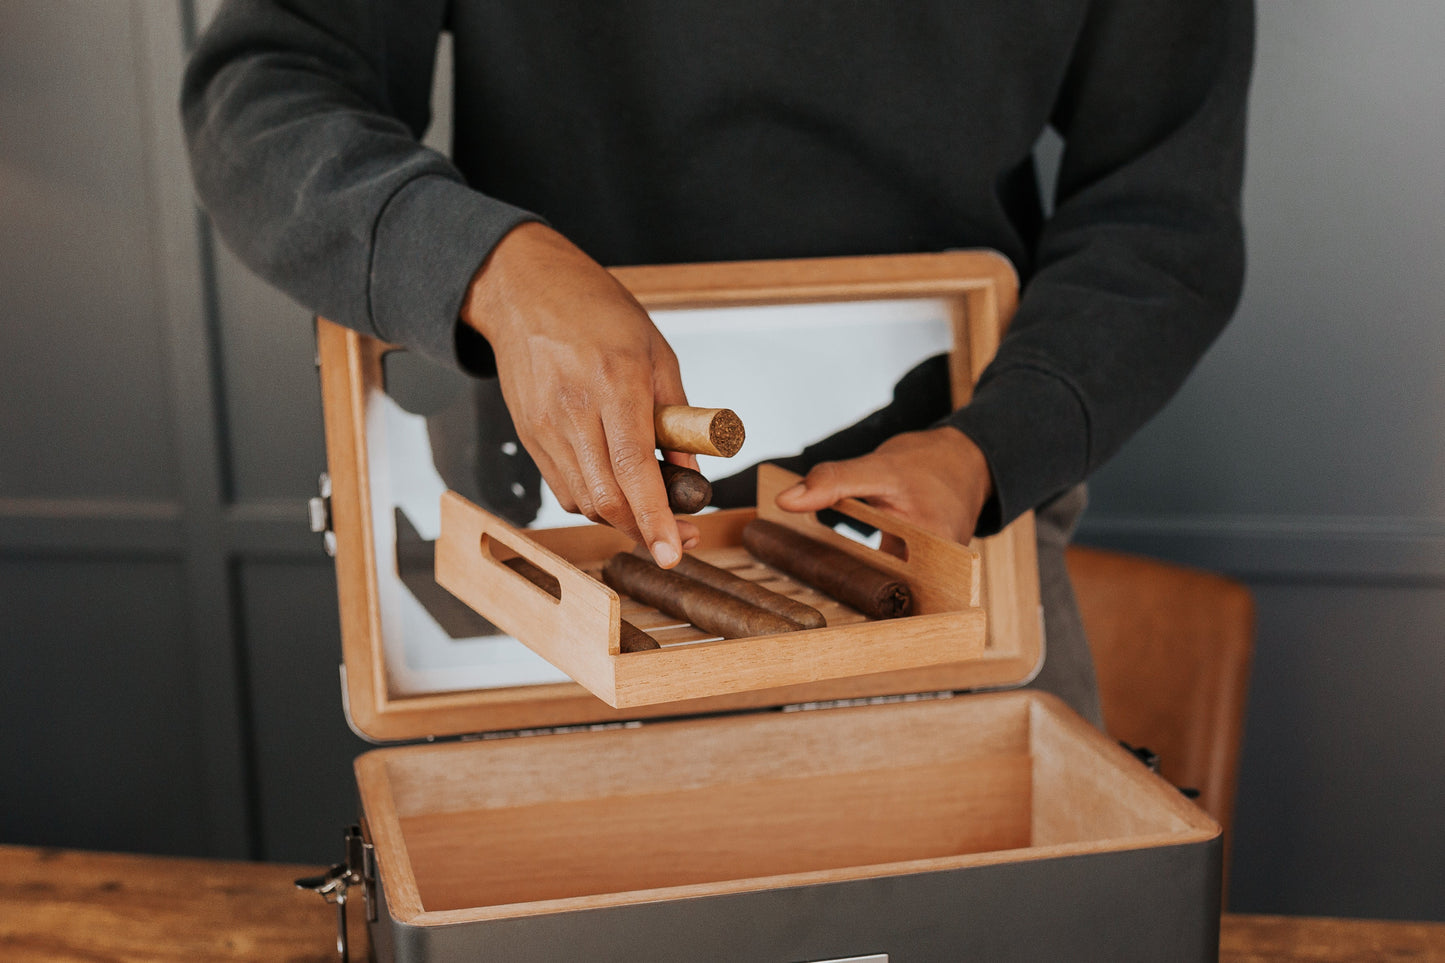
[0,497,323,560]
[1078,513,1445,583]
[0,497,183,555]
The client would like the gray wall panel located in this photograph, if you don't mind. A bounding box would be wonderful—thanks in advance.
[212,244,327,503]
[0,1,179,501]
[1086,1,1445,521]
[1079,0,1445,922]
[0,557,208,855]
[1228,582,1445,920]
[237,559,369,863]
[0,0,252,857]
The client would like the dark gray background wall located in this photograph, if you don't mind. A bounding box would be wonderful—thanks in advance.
[2,0,1441,922]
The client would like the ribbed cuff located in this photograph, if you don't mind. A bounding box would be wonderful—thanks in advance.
[369,174,540,374]
[943,365,1090,537]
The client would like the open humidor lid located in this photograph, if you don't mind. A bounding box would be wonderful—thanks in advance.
[318,251,1043,743]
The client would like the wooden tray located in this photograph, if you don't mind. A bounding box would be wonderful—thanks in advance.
[435,464,985,707]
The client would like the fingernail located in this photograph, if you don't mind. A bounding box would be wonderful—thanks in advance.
[652,542,680,568]
[779,483,806,500]
[682,536,700,551]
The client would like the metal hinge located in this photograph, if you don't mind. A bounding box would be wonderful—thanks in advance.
[295,824,376,963]
[308,472,336,557]
[781,690,956,713]
[461,719,644,742]
[1119,741,1201,801]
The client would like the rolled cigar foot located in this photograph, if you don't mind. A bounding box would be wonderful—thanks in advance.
[654,405,746,458]
[504,556,659,652]
[742,519,913,620]
[634,546,826,629]
[602,552,802,639]
[658,460,711,514]
[617,620,662,653]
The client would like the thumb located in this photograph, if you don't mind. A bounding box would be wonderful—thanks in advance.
[775,461,885,513]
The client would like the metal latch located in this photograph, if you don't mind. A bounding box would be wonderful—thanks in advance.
[296,824,375,962]
[308,472,336,557]
[1119,741,1201,800]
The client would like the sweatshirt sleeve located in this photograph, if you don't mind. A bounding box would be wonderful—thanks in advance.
[181,0,538,371]
[946,0,1255,535]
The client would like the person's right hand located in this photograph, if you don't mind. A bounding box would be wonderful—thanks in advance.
[460,222,698,567]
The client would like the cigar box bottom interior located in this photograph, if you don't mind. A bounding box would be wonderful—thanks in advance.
[357,691,1217,924]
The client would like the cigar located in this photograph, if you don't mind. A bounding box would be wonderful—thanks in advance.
[654,405,745,458]
[658,459,711,514]
[503,556,659,652]
[634,546,826,629]
[602,552,802,639]
[742,519,913,620]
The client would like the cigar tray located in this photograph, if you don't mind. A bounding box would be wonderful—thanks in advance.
[313,253,1223,961]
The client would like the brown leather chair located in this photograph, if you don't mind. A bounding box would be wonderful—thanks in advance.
[1065,545,1255,847]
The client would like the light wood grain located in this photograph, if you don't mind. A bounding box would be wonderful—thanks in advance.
[1068,545,1255,851]
[353,690,1223,926]
[401,756,1031,912]
[1221,914,1445,962]
[316,320,391,739]
[1028,692,1218,848]
[0,846,344,963]
[435,489,622,699]
[368,685,1029,818]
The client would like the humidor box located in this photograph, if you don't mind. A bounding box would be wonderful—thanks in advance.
[312,252,1222,961]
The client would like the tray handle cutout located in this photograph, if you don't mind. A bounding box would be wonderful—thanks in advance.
[436,492,624,699]
[479,532,563,606]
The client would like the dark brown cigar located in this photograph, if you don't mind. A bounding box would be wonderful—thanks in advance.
[503,556,659,652]
[634,547,826,629]
[602,552,802,639]
[742,519,912,620]
[658,459,711,514]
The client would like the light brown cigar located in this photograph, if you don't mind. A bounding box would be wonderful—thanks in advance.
[658,459,711,514]
[503,557,659,652]
[633,546,826,629]
[654,405,745,458]
[602,552,802,639]
[742,519,912,620]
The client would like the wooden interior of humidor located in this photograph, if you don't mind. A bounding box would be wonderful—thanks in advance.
[319,251,1048,741]
[356,691,1220,924]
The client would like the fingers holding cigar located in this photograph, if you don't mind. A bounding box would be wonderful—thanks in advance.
[653,405,744,533]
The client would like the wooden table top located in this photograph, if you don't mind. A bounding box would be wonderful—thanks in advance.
[2,844,1442,962]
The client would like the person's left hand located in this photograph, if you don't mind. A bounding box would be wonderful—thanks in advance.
[772,426,993,544]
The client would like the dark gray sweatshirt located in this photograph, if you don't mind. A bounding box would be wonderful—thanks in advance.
[182,0,1253,534]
